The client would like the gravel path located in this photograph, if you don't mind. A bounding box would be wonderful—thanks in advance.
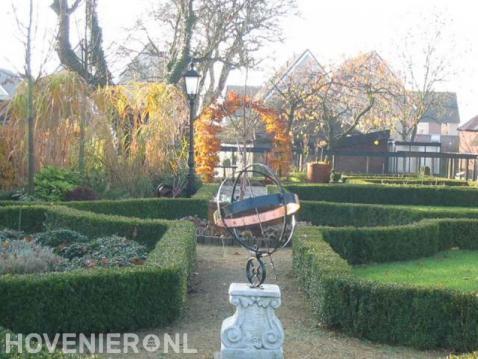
[109,245,447,359]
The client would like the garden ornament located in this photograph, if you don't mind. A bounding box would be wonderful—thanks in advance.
[214,163,300,287]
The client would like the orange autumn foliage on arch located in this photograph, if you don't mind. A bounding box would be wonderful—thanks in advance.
[195,92,292,182]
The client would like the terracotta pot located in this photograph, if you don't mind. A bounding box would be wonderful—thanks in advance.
[307,162,331,183]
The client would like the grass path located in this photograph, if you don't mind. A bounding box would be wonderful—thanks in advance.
[114,245,445,358]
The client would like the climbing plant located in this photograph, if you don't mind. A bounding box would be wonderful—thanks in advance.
[195,91,292,182]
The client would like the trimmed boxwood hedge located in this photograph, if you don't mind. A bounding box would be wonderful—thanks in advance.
[0,326,95,358]
[0,205,196,334]
[294,225,478,351]
[64,198,209,220]
[0,198,209,220]
[5,198,478,229]
[313,217,478,265]
[357,178,469,186]
[299,200,478,227]
[284,183,478,207]
[320,220,440,264]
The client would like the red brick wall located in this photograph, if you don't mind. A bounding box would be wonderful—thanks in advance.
[428,122,441,135]
[460,131,478,154]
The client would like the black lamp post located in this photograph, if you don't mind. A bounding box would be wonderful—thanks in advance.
[183,62,201,197]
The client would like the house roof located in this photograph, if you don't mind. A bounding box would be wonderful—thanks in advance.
[255,49,325,101]
[420,92,460,124]
[118,43,168,83]
[458,115,478,132]
[0,68,20,100]
[337,51,399,81]
[336,130,391,148]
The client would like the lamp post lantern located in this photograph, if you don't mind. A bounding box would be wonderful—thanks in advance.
[183,62,201,197]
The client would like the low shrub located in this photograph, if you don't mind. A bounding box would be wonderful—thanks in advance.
[64,186,98,201]
[437,219,478,250]
[0,230,24,242]
[57,235,148,270]
[320,220,440,264]
[34,166,81,201]
[35,229,88,248]
[294,225,478,351]
[299,201,421,227]
[64,198,209,220]
[304,217,478,265]
[0,239,63,275]
[0,206,48,233]
[0,205,196,334]
[0,326,94,358]
[358,177,469,186]
[284,183,478,207]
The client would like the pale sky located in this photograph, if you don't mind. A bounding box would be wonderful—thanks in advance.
[0,0,477,122]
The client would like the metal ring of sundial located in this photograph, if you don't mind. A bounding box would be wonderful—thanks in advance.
[215,163,299,255]
[214,163,300,287]
[246,256,266,287]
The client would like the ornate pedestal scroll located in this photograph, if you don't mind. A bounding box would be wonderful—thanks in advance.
[220,283,284,359]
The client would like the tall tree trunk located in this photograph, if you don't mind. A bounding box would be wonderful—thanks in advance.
[51,0,111,87]
[26,0,35,194]
[79,95,86,177]
[167,0,196,84]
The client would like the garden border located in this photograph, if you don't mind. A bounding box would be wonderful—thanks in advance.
[294,221,478,351]
[283,183,478,206]
[0,205,196,334]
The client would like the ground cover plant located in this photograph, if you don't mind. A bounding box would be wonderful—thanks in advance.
[0,204,196,336]
[0,229,148,274]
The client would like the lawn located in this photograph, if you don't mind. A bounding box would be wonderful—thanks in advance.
[353,249,478,292]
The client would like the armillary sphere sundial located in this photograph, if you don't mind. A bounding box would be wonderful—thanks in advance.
[213,163,300,287]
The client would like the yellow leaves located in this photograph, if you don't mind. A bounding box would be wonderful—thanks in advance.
[3,71,188,188]
[93,81,189,181]
[195,92,292,182]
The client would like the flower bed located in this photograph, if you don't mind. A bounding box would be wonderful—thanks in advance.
[0,229,148,274]
[0,205,196,334]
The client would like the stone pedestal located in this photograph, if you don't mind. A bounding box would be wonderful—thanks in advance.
[220,283,284,359]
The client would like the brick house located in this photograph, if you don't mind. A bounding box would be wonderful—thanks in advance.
[414,92,460,153]
[459,115,478,153]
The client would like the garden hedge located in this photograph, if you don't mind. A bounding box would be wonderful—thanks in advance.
[294,225,478,351]
[299,200,478,227]
[319,220,440,264]
[5,197,478,229]
[284,183,478,206]
[313,217,478,265]
[0,205,196,334]
[64,198,209,219]
[356,178,469,186]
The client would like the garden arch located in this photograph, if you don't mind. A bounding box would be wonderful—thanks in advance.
[195,92,292,182]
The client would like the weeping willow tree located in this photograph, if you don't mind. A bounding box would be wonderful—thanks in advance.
[93,82,189,195]
[6,71,90,184]
[4,72,189,195]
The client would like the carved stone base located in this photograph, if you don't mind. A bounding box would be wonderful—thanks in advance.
[220,283,284,359]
